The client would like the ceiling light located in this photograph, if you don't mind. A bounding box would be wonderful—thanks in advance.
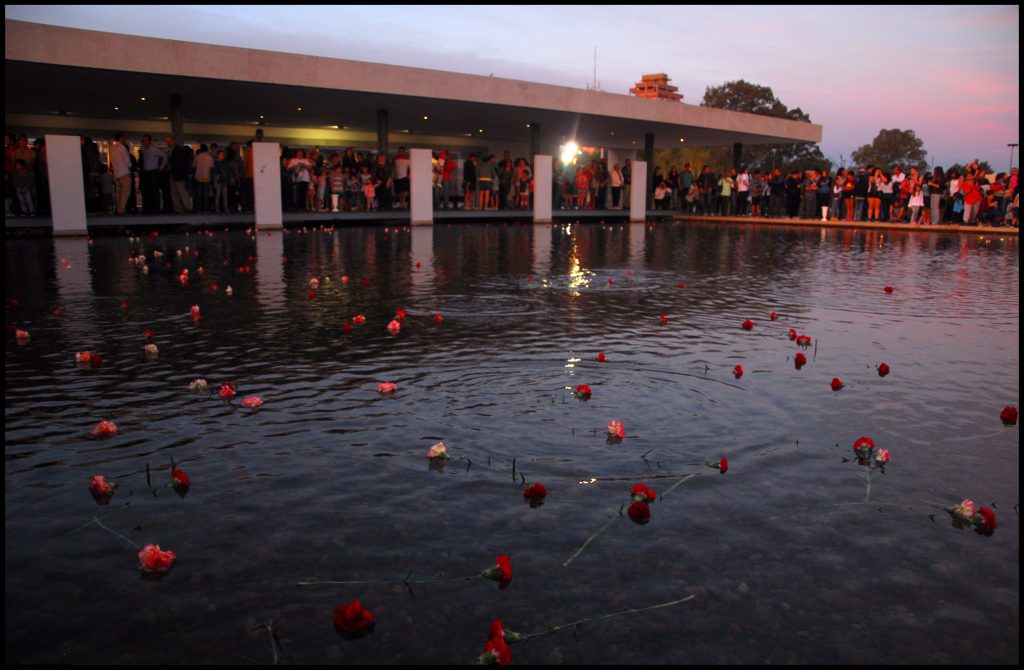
[526,123,531,128]
[423,115,429,120]
[139,97,146,102]
[297,107,303,112]
[679,138,685,143]
[114,106,119,111]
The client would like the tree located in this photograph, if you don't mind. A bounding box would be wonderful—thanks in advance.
[850,129,928,171]
[698,80,831,174]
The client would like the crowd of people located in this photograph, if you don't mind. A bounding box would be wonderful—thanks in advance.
[5,129,1019,227]
[648,161,1019,227]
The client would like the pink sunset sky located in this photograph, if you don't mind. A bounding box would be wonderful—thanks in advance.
[6,5,1019,170]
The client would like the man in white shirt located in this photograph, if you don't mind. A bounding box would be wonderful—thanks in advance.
[736,166,751,215]
[109,134,133,214]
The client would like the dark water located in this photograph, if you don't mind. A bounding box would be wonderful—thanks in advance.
[4,222,1019,664]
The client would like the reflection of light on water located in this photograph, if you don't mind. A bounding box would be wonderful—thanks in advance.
[567,243,591,296]
[565,356,581,369]
[578,477,598,485]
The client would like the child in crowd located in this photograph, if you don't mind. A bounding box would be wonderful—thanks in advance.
[346,167,361,211]
[360,165,375,211]
[329,165,345,212]
[653,180,671,210]
[908,183,925,224]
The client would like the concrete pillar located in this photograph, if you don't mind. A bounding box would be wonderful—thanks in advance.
[733,143,743,170]
[530,123,540,162]
[630,160,647,223]
[533,154,552,223]
[644,133,655,205]
[252,142,282,229]
[45,134,87,235]
[410,148,433,225]
[170,94,184,142]
[376,109,389,158]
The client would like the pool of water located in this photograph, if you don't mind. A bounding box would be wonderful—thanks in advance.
[4,222,1019,664]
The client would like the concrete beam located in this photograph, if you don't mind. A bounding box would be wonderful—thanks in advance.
[44,134,87,235]
[410,148,433,225]
[252,142,282,229]
[533,154,552,223]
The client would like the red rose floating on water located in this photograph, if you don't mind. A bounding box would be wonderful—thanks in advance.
[770,311,778,321]
[631,483,657,503]
[627,500,651,524]
[143,329,155,343]
[741,319,754,331]
[138,543,176,573]
[884,286,895,294]
[733,365,743,379]
[659,314,668,325]
[788,328,798,341]
[607,277,613,285]
[606,420,625,438]
[394,309,407,322]
[523,482,547,507]
[678,282,685,289]
[575,384,592,400]
[976,507,998,532]
[878,363,891,377]
[796,335,812,347]
[434,313,444,324]
[476,632,512,666]
[794,352,807,368]
[307,289,316,300]
[1000,406,1018,425]
[91,420,118,439]
[597,352,606,362]
[242,396,263,409]
[15,329,30,344]
[387,319,401,335]
[831,377,844,391]
[946,499,998,535]
[89,474,116,504]
[219,382,237,400]
[482,555,513,582]
[332,599,376,639]
[352,314,366,325]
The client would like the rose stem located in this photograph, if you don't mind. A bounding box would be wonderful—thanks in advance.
[67,503,131,534]
[297,574,479,587]
[562,513,620,567]
[91,516,141,550]
[520,594,697,641]
[864,467,872,503]
[658,473,697,500]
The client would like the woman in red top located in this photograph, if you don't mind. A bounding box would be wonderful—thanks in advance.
[575,165,591,209]
[961,177,982,225]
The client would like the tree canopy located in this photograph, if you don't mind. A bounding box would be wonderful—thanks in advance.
[850,129,928,171]
[697,80,831,174]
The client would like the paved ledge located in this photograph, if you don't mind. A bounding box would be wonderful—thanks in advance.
[671,214,1018,236]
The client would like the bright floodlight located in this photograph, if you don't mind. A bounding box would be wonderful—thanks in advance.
[560,142,579,164]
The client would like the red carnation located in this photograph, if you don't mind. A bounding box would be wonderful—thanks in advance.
[483,555,513,582]
[91,420,119,439]
[607,277,613,285]
[89,474,116,504]
[575,384,592,400]
[884,286,894,294]
[332,599,376,639]
[394,309,407,321]
[788,328,798,341]
[976,507,998,532]
[678,281,685,289]
[143,329,155,343]
[630,483,656,503]
[719,457,729,474]
[627,500,651,524]
[523,482,548,502]
[307,289,316,299]
[219,382,236,400]
[138,543,176,573]
[1000,406,1018,425]
[794,352,807,368]
[831,377,844,391]
[343,322,352,334]
[479,635,512,665]
[659,314,668,325]
[434,313,444,324]
[742,319,754,331]
[733,365,743,379]
[597,352,606,362]
[796,335,811,347]
[770,311,777,321]
[171,468,190,496]
[878,363,890,377]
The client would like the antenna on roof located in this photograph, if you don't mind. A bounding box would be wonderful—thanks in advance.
[587,47,602,92]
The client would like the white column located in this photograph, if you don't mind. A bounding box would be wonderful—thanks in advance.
[410,148,433,225]
[252,142,282,229]
[45,135,87,235]
[630,161,648,222]
[533,154,552,223]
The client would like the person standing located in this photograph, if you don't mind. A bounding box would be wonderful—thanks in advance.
[109,133,133,214]
[393,146,410,209]
[373,153,393,210]
[165,136,192,213]
[610,163,624,209]
[736,165,751,215]
[193,144,213,213]
[463,154,477,210]
[138,135,165,213]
